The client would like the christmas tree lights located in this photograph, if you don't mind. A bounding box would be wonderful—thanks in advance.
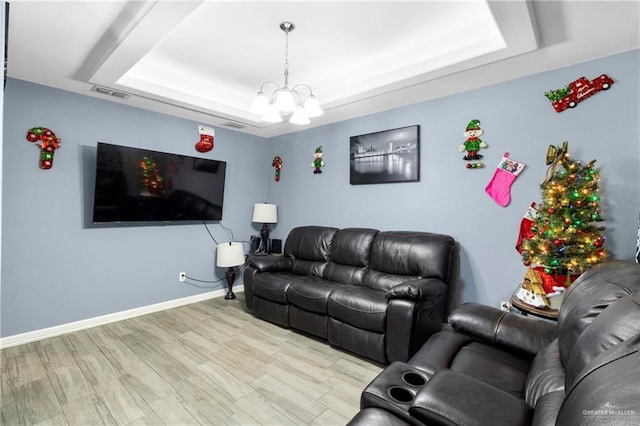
[139,156,166,197]
[521,143,606,276]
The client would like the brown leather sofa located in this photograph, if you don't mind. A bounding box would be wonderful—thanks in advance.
[348,260,640,425]
[243,226,456,364]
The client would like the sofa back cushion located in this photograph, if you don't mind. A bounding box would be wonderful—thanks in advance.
[558,261,640,368]
[524,339,565,407]
[564,291,640,390]
[323,228,378,285]
[556,333,640,426]
[364,231,455,291]
[285,226,338,277]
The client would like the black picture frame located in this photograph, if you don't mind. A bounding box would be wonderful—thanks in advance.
[350,125,420,185]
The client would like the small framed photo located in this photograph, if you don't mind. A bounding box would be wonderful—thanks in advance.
[350,125,420,185]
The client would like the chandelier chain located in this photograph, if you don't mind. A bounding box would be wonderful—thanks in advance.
[283,27,290,88]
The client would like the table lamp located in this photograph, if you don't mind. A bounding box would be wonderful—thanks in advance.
[252,202,277,254]
[216,242,245,299]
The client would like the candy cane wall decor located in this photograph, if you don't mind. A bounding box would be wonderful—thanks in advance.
[272,156,282,181]
[26,127,61,169]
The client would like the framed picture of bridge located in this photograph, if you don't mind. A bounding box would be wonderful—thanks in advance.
[349,125,420,185]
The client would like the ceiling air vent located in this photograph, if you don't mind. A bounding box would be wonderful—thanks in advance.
[90,85,130,100]
[222,121,246,129]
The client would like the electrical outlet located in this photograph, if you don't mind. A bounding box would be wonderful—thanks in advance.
[500,300,511,312]
[179,272,186,282]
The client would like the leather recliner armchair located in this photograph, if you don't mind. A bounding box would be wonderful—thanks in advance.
[349,260,640,425]
[243,226,456,364]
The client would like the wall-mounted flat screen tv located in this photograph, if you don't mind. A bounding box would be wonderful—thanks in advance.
[92,142,226,223]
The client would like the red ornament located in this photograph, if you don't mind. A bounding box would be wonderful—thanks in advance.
[466,162,483,169]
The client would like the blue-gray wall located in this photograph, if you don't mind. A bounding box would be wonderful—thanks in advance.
[2,49,639,338]
[1,79,268,337]
[266,50,640,310]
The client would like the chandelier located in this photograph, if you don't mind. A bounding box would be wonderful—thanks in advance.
[250,22,323,125]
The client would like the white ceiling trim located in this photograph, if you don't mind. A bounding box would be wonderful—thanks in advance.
[8,1,639,138]
[87,0,537,133]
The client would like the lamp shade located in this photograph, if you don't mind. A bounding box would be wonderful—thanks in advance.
[289,106,310,125]
[275,89,295,113]
[252,203,278,223]
[216,242,245,267]
[303,95,324,117]
[261,103,283,123]
[250,93,269,115]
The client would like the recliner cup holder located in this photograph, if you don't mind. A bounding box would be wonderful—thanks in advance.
[402,371,426,387]
[387,386,414,403]
[361,361,433,420]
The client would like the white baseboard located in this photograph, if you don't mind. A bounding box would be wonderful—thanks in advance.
[0,286,244,349]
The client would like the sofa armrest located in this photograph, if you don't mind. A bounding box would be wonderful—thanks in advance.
[385,278,447,302]
[409,369,533,426]
[247,255,292,272]
[385,279,449,362]
[448,303,557,357]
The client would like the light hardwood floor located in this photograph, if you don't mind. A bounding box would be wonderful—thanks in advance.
[0,294,384,425]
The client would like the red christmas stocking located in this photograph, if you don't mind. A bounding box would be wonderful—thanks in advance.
[485,152,526,206]
[195,126,214,153]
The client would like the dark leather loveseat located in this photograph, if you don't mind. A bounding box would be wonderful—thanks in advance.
[348,260,640,425]
[243,226,456,364]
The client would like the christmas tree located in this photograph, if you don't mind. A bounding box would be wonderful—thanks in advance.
[521,142,606,277]
[139,156,166,197]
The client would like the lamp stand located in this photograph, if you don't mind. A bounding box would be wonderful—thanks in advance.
[259,223,270,254]
[224,267,236,300]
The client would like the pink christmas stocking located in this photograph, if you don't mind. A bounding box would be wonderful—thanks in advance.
[485,153,526,207]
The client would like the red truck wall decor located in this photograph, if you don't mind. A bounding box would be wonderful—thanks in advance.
[545,74,614,113]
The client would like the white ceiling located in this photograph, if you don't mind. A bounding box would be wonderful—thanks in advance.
[6,1,640,138]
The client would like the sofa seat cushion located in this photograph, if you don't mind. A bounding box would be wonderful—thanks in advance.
[328,286,388,333]
[252,271,298,303]
[449,342,530,398]
[287,276,346,314]
[410,369,534,426]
